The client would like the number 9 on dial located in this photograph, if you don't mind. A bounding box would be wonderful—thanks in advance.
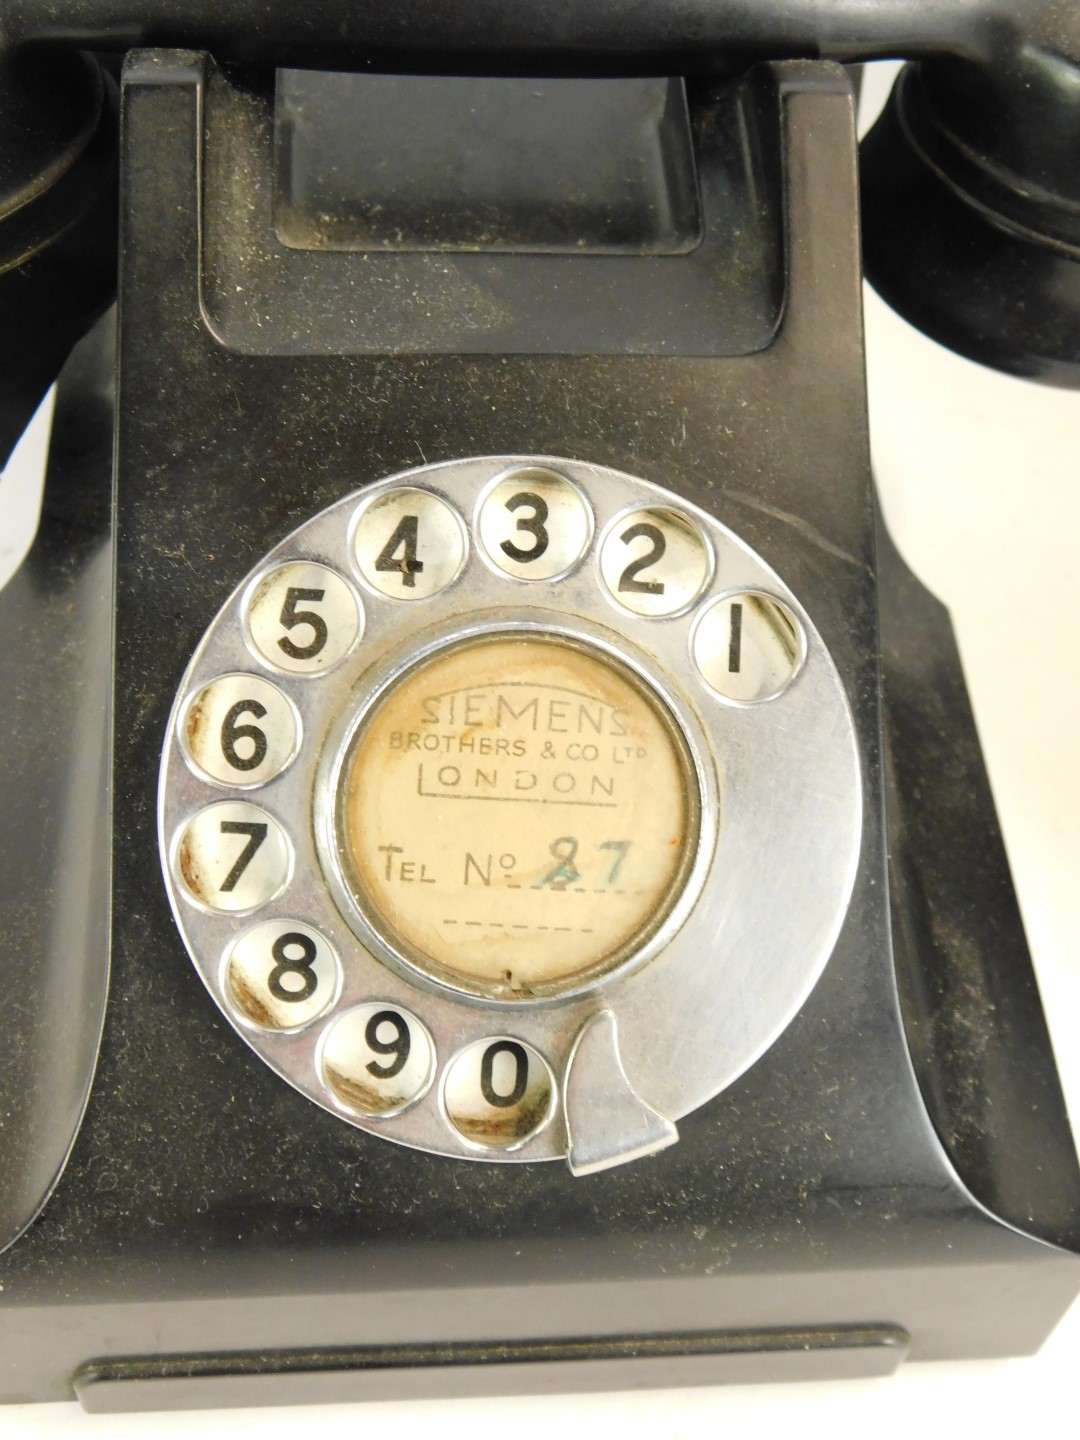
[320,1004,436,1117]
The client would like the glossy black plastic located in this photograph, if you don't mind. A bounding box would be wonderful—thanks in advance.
[275,73,702,255]
[0,1,1072,79]
[0,55,1076,1409]
[0,53,118,466]
[0,321,114,1257]
[2,0,1079,431]
[860,63,1080,385]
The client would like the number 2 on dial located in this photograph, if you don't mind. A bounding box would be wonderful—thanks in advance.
[618,522,666,594]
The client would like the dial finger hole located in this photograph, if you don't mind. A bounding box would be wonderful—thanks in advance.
[180,673,300,787]
[443,1037,555,1151]
[246,561,362,676]
[173,801,291,913]
[223,920,340,1030]
[476,467,593,582]
[598,507,712,617]
[320,1003,436,1117]
[692,591,805,703]
[352,488,466,601]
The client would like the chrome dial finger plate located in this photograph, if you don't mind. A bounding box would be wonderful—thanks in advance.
[159,456,861,1167]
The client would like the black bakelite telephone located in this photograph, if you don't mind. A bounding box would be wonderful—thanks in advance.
[1,0,1079,1412]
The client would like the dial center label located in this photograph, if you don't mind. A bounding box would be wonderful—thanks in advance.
[339,635,697,995]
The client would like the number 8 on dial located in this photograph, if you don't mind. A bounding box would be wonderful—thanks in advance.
[224,920,341,1030]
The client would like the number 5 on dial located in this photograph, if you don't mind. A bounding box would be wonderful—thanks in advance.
[245,561,361,674]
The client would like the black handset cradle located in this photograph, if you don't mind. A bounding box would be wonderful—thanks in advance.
[2,0,1079,1412]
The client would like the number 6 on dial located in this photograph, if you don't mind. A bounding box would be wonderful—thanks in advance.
[180,673,299,786]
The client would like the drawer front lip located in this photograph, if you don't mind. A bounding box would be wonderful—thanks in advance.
[75,1324,909,1412]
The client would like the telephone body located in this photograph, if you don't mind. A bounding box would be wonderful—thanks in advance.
[1,4,1080,1413]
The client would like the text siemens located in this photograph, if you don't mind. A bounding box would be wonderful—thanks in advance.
[418,689,629,736]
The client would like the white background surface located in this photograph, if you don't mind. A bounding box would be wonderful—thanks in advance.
[1,64,1078,1439]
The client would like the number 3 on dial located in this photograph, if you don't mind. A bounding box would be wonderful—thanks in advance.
[477,467,592,581]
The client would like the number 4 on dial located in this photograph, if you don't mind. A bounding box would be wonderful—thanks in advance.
[354,489,465,600]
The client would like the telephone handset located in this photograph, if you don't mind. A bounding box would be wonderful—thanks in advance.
[2,0,1080,1414]
[160,457,858,1169]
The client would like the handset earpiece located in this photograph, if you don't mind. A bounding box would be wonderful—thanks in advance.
[860,41,1080,386]
[0,47,118,467]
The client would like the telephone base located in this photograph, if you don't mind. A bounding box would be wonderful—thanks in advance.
[1,52,1077,1409]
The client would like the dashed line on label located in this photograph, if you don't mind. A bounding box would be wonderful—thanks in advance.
[442,919,595,934]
